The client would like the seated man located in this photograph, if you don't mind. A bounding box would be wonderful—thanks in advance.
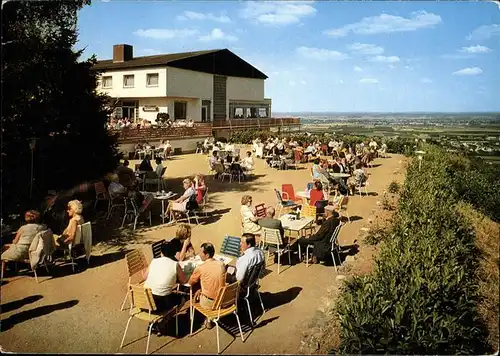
[258,207,285,238]
[144,243,187,332]
[296,205,340,264]
[188,242,226,329]
[233,233,264,284]
[116,160,136,188]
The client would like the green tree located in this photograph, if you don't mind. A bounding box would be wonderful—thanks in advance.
[1,0,120,215]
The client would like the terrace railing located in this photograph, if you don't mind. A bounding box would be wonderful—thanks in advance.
[111,124,213,142]
[212,117,300,129]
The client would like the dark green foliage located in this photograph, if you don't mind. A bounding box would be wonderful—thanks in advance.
[364,226,390,246]
[388,181,401,194]
[229,129,270,144]
[2,0,120,214]
[336,145,491,354]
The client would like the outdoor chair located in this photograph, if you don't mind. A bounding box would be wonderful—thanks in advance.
[120,249,149,311]
[219,165,232,183]
[59,222,92,273]
[302,223,342,269]
[151,239,166,259]
[254,203,267,218]
[107,189,127,219]
[220,235,242,259]
[121,194,154,230]
[94,181,109,211]
[195,142,203,154]
[281,184,303,204]
[241,261,266,326]
[300,205,317,236]
[1,230,54,283]
[120,285,179,355]
[336,196,351,223]
[274,189,299,217]
[190,282,245,354]
[260,227,291,275]
[145,167,166,191]
[356,177,369,197]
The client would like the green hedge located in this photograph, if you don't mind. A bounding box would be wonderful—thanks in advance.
[335,145,490,354]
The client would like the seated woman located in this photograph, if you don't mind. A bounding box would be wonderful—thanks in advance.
[240,195,261,234]
[241,151,254,171]
[194,174,206,205]
[349,164,367,194]
[53,200,84,248]
[138,155,153,172]
[108,173,127,197]
[1,210,46,276]
[309,181,325,210]
[167,224,195,261]
[170,178,196,213]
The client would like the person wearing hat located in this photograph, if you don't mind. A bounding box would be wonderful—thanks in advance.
[296,204,340,264]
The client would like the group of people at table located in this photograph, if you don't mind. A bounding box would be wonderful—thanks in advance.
[143,224,265,335]
[1,200,85,277]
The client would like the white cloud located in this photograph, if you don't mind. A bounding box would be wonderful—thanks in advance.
[353,66,363,72]
[289,80,296,86]
[441,53,474,60]
[300,80,307,85]
[466,24,500,41]
[359,78,379,84]
[240,1,317,25]
[460,45,492,53]
[338,79,344,84]
[198,28,238,42]
[133,28,198,39]
[452,67,483,76]
[369,55,400,63]
[177,11,231,23]
[347,43,384,55]
[324,11,442,37]
[420,77,433,83]
[296,46,348,60]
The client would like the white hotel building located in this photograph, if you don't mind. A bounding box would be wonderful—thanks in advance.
[93,44,273,124]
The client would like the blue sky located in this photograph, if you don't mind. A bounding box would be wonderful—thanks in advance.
[77,1,500,112]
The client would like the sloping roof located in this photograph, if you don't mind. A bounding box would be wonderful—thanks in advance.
[93,48,268,79]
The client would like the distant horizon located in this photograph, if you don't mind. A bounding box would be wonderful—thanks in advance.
[272,111,500,115]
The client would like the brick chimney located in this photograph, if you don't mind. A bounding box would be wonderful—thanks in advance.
[113,44,133,63]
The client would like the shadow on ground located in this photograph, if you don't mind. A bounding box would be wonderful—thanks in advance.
[1,295,43,314]
[0,299,79,332]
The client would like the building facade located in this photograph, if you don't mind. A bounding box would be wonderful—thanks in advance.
[93,44,272,123]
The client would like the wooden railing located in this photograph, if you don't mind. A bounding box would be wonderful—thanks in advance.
[111,118,301,142]
[212,117,301,129]
[111,124,212,142]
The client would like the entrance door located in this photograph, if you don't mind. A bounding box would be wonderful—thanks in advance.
[122,107,135,120]
[201,106,208,122]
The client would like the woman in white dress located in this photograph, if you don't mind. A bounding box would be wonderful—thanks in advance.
[240,195,261,234]
[171,178,196,212]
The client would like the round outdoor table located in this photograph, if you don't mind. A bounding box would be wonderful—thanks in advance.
[152,192,177,224]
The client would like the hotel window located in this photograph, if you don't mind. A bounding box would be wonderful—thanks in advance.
[259,108,268,118]
[174,101,187,119]
[123,75,134,88]
[146,73,159,87]
[234,108,244,119]
[102,76,112,88]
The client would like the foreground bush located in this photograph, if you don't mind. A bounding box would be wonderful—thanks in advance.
[336,146,491,354]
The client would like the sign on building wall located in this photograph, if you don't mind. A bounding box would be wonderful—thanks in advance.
[143,106,159,112]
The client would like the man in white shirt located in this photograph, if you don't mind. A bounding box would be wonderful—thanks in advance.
[234,233,264,283]
[144,243,187,334]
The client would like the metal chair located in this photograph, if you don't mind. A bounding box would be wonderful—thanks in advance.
[304,223,342,269]
[220,235,242,259]
[120,249,149,311]
[260,227,291,275]
[151,239,166,259]
[274,189,298,216]
[190,282,245,354]
[120,285,179,354]
[241,261,266,326]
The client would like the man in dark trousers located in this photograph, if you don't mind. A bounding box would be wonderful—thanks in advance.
[296,205,340,264]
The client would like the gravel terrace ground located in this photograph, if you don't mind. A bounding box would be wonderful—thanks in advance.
[0,149,405,354]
